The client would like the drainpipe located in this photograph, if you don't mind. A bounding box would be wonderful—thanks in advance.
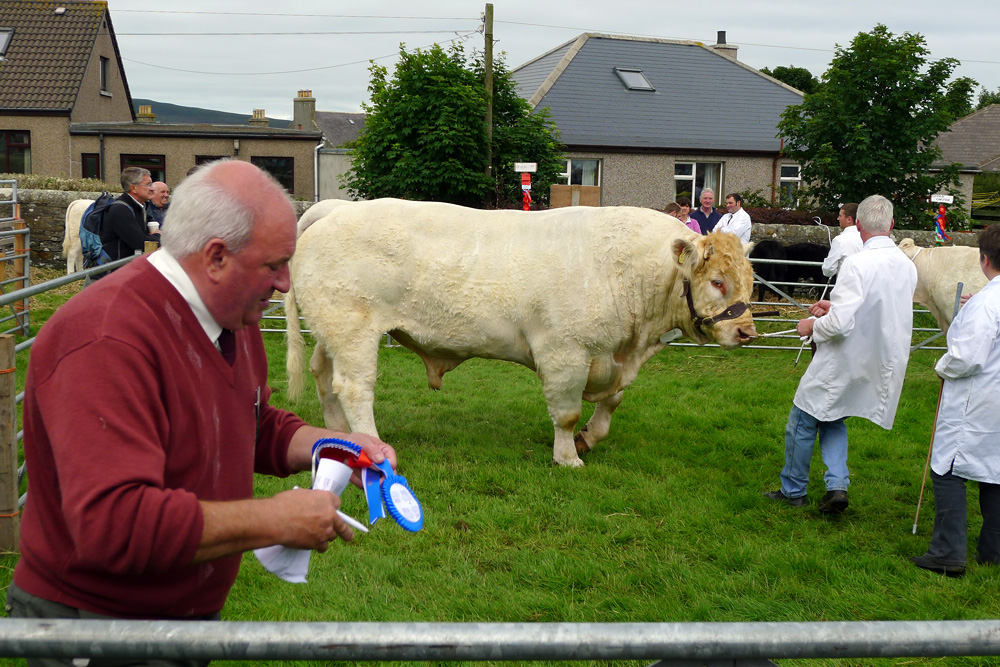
[99,133,105,182]
[771,137,784,206]
[313,141,324,202]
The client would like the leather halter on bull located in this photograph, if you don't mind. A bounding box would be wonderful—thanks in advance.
[681,279,753,335]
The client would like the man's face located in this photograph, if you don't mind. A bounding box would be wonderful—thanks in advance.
[217,205,296,330]
[151,183,170,208]
[725,196,738,213]
[700,192,714,210]
[837,208,853,229]
[130,175,154,204]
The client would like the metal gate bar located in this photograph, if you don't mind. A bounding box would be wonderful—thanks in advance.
[2,619,1000,662]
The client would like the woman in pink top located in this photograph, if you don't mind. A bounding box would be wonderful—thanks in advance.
[676,196,701,234]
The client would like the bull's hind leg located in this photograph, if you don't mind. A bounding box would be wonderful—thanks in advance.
[575,390,624,455]
[535,348,591,468]
[309,340,350,433]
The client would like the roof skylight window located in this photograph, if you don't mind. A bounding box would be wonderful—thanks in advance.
[614,67,654,91]
[0,28,12,57]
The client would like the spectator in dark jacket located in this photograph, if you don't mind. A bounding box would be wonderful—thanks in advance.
[145,181,170,227]
[690,188,723,234]
[102,167,161,262]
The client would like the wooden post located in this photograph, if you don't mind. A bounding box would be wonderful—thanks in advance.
[0,334,20,551]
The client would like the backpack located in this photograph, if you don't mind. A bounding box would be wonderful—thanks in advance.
[80,192,117,267]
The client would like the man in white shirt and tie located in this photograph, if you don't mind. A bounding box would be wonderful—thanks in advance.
[714,193,752,243]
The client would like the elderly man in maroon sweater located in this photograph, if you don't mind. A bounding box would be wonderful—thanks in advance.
[7,160,395,665]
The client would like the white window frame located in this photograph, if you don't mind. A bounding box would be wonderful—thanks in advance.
[674,161,723,203]
[561,159,602,187]
[779,164,801,207]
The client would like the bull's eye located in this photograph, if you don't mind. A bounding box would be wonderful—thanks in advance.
[712,279,727,295]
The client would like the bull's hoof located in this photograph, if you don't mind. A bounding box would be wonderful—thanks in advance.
[574,429,594,455]
[553,456,585,468]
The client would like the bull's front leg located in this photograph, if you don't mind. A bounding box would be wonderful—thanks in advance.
[575,390,624,455]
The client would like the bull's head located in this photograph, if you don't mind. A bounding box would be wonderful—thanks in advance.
[672,231,757,349]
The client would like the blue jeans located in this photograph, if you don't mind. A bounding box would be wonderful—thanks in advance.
[779,405,849,499]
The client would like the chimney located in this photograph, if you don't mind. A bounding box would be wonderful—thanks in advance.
[248,108,269,127]
[292,89,318,131]
[136,104,156,123]
[712,30,739,61]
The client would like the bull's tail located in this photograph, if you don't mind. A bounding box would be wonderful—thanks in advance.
[61,207,73,259]
[285,282,307,402]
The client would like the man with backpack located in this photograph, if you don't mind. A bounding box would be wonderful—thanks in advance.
[101,166,161,262]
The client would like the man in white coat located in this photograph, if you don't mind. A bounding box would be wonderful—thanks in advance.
[766,195,918,513]
[821,202,863,278]
[715,193,752,243]
[912,224,1000,578]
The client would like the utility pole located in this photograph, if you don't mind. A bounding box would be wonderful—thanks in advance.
[483,3,493,180]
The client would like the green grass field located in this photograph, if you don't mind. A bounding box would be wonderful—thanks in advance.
[1,277,996,667]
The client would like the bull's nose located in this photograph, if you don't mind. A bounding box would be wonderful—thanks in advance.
[737,326,757,341]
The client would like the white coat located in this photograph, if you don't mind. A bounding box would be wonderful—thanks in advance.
[793,236,918,428]
[821,225,863,277]
[931,274,1000,482]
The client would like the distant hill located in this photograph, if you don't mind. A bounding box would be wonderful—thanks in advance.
[132,99,289,128]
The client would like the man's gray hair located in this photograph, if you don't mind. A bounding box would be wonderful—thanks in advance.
[856,194,893,235]
[701,188,715,197]
[161,160,285,259]
[121,167,150,192]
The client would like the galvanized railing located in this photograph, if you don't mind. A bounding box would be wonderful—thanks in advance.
[2,619,1000,663]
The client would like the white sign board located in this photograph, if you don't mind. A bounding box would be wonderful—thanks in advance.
[514,162,537,173]
[930,194,954,204]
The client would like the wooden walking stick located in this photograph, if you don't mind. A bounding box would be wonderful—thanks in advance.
[912,378,945,534]
[912,281,966,534]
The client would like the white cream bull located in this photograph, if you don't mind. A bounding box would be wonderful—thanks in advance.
[62,198,92,274]
[898,238,987,333]
[286,199,758,467]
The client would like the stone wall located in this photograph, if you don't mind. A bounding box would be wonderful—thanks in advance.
[752,223,980,249]
[7,189,314,270]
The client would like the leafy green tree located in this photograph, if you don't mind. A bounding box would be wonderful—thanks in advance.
[978,87,1000,110]
[346,42,563,208]
[759,65,820,94]
[777,25,973,227]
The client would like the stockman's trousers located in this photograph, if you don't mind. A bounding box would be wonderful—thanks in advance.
[925,468,1000,566]
[779,404,849,499]
[6,581,217,667]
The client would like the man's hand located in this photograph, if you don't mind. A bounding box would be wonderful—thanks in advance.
[797,317,815,338]
[269,488,353,552]
[808,300,831,318]
[961,292,973,307]
[287,425,397,473]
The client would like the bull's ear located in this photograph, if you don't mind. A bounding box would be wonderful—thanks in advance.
[702,242,715,261]
[742,241,754,257]
[672,238,697,267]
[899,238,914,250]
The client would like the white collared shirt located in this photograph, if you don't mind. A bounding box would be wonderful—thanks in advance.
[147,248,224,347]
[822,225,863,277]
[715,207,751,243]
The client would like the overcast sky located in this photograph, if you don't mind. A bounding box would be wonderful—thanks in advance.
[108,0,1000,120]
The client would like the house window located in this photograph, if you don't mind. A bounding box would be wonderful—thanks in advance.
[82,153,101,180]
[120,154,165,183]
[779,164,801,207]
[195,155,227,166]
[613,67,654,92]
[674,161,722,203]
[0,131,31,174]
[560,159,601,187]
[100,56,109,93]
[0,28,12,58]
[251,156,295,193]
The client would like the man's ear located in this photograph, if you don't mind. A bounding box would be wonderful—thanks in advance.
[203,239,229,284]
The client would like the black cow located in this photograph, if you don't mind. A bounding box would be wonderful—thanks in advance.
[783,242,830,298]
[749,240,787,302]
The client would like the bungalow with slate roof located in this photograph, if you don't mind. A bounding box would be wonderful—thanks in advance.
[933,104,1000,216]
[512,32,805,209]
[0,0,322,198]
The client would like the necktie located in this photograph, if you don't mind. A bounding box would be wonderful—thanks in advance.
[218,328,235,366]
